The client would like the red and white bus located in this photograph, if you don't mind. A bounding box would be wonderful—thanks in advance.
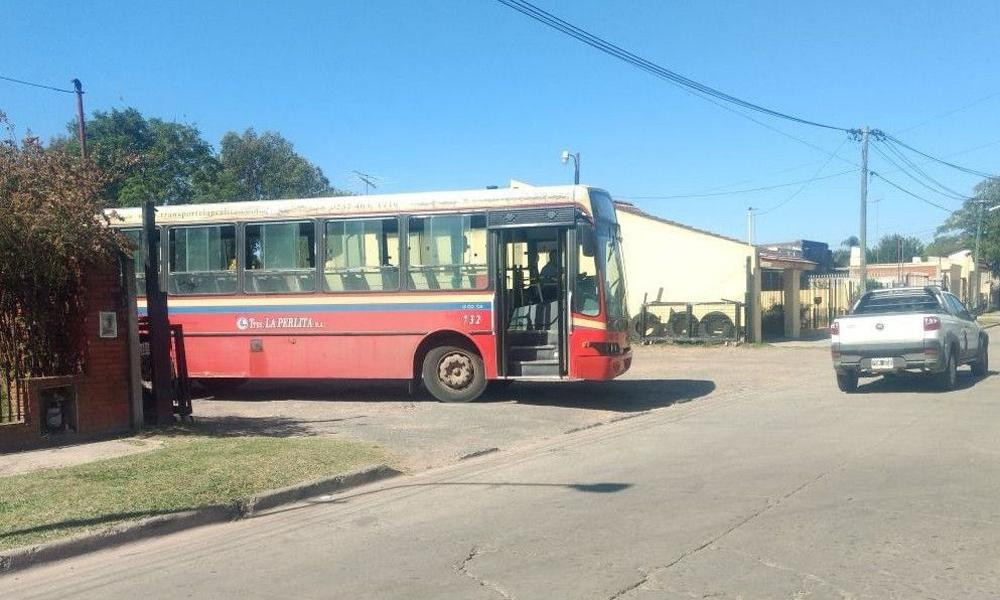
[111,184,630,402]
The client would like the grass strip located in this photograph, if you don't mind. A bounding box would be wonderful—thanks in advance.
[0,435,386,550]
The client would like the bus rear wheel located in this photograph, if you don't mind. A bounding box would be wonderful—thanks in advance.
[422,345,487,403]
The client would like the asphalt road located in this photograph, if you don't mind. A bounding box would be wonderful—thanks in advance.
[4,336,999,599]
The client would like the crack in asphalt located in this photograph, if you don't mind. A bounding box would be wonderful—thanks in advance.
[606,568,650,599]
[718,545,856,599]
[609,406,938,598]
[454,546,513,599]
[564,411,651,435]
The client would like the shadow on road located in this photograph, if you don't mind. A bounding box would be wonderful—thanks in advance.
[484,379,715,411]
[0,509,181,543]
[253,480,634,520]
[857,370,994,394]
[197,378,715,413]
[156,415,318,438]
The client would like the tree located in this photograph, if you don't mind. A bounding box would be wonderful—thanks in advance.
[925,234,964,258]
[866,234,926,264]
[217,129,347,201]
[833,236,860,268]
[935,178,1000,274]
[53,108,224,207]
[0,112,128,407]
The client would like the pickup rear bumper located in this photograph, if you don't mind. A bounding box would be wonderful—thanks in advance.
[832,339,944,375]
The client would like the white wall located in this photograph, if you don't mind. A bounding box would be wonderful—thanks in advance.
[616,208,755,316]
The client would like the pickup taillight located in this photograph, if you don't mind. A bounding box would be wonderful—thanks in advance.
[923,316,940,331]
[831,321,840,336]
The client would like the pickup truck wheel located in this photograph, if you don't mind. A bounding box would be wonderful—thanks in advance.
[935,351,958,391]
[836,371,858,393]
[971,342,989,377]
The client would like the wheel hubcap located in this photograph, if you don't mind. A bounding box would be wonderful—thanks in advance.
[438,352,473,390]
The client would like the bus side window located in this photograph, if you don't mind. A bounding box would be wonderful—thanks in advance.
[244,221,316,294]
[122,229,146,296]
[168,225,238,295]
[407,214,487,291]
[324,218,400,292]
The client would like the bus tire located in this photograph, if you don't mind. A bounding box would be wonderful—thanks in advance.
[422,345,487,403]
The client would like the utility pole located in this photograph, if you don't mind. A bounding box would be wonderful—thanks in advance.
[858,126,870,293]
[352,171,378,195]
[746,207,756,247]
[72,78,86,160]
[973,199,985,311]
[897,237,903,286]
[143,201,175,424]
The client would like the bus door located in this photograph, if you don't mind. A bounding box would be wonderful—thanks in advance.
[493,226,570,378]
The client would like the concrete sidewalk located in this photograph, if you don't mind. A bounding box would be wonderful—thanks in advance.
[0,438,163,477]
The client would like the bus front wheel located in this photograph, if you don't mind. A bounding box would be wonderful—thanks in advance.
[422,345,487,403]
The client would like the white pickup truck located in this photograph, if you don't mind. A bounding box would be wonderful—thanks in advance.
[831,286,989,392]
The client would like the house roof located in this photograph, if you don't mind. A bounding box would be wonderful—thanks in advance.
[759,250,818,271]
[613,201,747,246]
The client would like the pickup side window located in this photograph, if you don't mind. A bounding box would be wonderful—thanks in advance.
[945,294,973,321]
[853,291,943,315]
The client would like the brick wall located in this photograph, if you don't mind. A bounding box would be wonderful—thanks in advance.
[0,258,134,452]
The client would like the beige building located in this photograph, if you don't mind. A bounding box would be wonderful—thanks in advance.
[615,202,814,340]
[847,247,995,306]
[615,202,754,314]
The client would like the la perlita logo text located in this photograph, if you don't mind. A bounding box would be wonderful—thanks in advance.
[236,316,325,331]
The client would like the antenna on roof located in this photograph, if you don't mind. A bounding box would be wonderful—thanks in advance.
[352,171,379,195]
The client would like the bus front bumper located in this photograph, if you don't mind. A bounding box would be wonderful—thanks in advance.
[576,348,632,380]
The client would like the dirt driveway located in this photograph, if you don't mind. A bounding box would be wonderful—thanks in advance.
[192,343,832,471]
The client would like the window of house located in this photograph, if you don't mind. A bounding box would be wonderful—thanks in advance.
[168,225,237,295]
[406,214,488,290]
[245,221,316,293]
[324,218,400,292]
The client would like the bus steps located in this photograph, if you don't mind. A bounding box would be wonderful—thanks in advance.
[508,359,560,377]
[509,344,559,362]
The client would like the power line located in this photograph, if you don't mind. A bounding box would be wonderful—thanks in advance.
[620,168,856,200]
[870,171,955,213]
[495,0,855,134]
[882,133,998,179]
[871,141,969,201]
[677,156,858,196]
[756,137,850,216]
[877,140,970,199]
[0,73,74,94]
[898,90,1000,134]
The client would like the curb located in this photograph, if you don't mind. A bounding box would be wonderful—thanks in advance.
[0,464,401,574]
[246,464,401,513]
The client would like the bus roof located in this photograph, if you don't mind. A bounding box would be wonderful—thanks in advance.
[106,184,602,227]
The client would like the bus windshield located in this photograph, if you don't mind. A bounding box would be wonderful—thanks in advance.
[601,231,628,326]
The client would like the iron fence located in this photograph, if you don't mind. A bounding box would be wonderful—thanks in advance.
[1,377,25,425]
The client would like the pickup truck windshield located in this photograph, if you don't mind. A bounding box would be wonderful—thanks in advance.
[853,291,942,315]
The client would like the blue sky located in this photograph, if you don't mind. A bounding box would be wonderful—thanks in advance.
[4,0,999,247]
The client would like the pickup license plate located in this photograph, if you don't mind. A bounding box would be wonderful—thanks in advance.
[870,357,894,371]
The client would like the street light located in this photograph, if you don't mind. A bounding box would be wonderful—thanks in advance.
[560,150,580,185]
